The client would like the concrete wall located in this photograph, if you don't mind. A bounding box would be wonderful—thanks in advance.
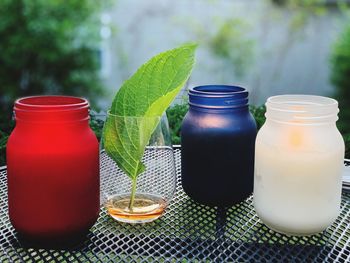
[99,0,348,107]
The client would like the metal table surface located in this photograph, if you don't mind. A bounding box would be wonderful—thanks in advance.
[1,148,350,262]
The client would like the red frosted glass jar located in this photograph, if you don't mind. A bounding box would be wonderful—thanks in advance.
[6,96,99,245]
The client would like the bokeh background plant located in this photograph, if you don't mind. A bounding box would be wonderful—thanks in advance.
[1,0,350,165]
[331,21,350,160]
[0,0,108,165]
[0,0,106,133]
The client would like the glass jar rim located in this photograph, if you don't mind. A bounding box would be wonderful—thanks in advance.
[15,95,88,112]
[190,85,247,97]
[188,85,249,110]
[267,95,337,110]
[14,96,90,123]
[265,95,339,125]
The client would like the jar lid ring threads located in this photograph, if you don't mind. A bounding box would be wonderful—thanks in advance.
[189,85,249,110]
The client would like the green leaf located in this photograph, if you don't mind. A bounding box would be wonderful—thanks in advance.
[103,43,197,180]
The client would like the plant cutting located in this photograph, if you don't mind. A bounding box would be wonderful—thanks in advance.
[102,44,197,222]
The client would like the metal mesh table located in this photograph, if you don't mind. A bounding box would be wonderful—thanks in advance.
[1,148,350,262]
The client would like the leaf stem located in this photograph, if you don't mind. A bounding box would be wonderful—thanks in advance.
[128,177,137,211]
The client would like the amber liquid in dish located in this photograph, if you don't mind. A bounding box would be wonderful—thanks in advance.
[105,194,166,223]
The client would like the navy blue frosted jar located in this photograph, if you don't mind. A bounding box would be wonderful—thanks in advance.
[181,85,257,207]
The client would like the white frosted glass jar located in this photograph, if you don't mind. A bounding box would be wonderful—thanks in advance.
[254,95,345,235]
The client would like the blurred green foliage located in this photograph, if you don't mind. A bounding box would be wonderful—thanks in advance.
[0,0,107,135]
[270,0,327,32]
[249,105,267,130]
[208,19,255,78]
[0,0,109,165]
[186,16,255,79]
[0,119,14,166]
[89,111,106,142]
[345,135,350,159]
[166,104,189,145]
[331,23,350,138]
[0,132,9,167]
[331,21,350,160]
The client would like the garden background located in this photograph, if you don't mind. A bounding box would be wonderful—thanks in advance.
[1,0,350,165]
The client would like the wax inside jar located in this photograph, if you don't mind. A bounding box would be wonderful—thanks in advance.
[254,136,343,234]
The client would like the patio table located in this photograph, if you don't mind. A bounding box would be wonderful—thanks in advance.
[1,147,350,262]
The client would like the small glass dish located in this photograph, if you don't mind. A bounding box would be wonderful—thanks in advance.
[100,114,176,223]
